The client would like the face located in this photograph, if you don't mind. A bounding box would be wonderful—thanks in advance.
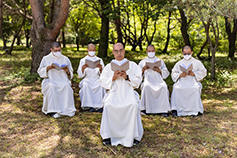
[182,48,193,55]
[113,43,125,61]
[51,47,62,52]
[87,45,96,52]
[146,46,155,54]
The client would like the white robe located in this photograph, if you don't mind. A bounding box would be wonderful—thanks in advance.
[37,53,76,117]
[100,60,143,147]
[171,57,207,116]
[139,57,170,113]
[77,55,105,109]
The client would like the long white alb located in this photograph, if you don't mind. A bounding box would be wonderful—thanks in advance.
[77,55,105,109]
[37,53,76,117]
[171,57,207,116]
[100,59,144,147]
[139,57,170,113]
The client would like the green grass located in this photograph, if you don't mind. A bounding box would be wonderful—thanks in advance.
[0,46,237,157]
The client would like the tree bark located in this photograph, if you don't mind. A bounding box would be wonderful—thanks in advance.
[179,8,191,46]
[197,38,207,60]
[29,0,69,73]
[113,0,122,43]
[0,0,7,49]
[98,0,109,58]
[25,29,30,48]
[8,0,26,54]
[62,28,66,48]
[162,11,172,54]
[225,16,237,58]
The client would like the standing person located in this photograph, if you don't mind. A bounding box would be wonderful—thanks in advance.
[139,45,170,116]
[100,43,143,147]
[77,43,105,112]
[37,42,76,118]
[171,45,207,117]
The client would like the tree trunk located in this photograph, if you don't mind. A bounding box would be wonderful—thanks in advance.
[62,28,66,48]
[25,29,30,48]
[76,34,79,51]
[0,0,7,50]
[17,35,21,45]
[197,39,207,60]
[114,0,122,43]
[162,11,172,54]
[8,0,26,55]
[179,9,191,46]
[98,0,109,58]
[29,0,69,73]
[131,44,136,51]
[210,48,216,79]
[225,17,237,58]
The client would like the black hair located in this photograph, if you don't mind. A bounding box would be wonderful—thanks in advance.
[51,42,61,49]
[146,45,155,50]
[182,45,192,51]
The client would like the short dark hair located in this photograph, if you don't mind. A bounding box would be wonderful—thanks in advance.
[51,42,61,49]
[146,45,155,50]
[182,45,192,51]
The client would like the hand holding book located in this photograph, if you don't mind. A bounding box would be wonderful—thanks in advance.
[50,63,68,71]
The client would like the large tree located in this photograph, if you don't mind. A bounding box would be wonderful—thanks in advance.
[82,0,110,58]
[29,0,69,73]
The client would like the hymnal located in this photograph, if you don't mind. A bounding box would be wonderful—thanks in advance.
[85,59,100,69]
[180,63,193,73]
[52,63,68,70]
[146,59,161,69]
[111,60,129,71]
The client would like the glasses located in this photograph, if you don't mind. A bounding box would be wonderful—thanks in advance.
[182,51,192,55]
[114,49,124,54]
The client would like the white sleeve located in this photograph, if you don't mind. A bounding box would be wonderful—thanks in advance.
[171,63,182,82]
[100,64,113,90]
[37,57,48,78]
[66,57,73,79]
[193,61,207,81]
[127,62,142,89]
[160,60,170,79]
[77,59,85,78]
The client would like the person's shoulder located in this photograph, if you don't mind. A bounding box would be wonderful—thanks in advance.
[174,59,183,65]
[191,57,203,64]
[129,60,137,64]
[95,55,103,60]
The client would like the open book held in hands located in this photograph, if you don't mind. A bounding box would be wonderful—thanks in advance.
[111,60,129,71]
[85,59,100,69]
[52,63,68,70]
[146,59,161,69]
[180,63,193,73]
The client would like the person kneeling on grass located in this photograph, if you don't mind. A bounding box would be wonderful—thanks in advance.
[37,42,76,118]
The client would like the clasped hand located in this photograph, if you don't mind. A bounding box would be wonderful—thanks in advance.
[47,65,69,74]
[142,65,161,74]
[179,70,195,78]
[112,70,127,81]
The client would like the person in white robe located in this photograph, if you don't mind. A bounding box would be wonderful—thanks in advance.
[37,42,76,118]
[77,43,105,112]
[139,45,170,116]
[100,43,143,147]
[171,45,207,117]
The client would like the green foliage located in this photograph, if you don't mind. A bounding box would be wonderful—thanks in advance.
[0,67,41,84]
[67,0,101,45]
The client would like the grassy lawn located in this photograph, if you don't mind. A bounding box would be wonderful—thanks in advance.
[0,46,237,157]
